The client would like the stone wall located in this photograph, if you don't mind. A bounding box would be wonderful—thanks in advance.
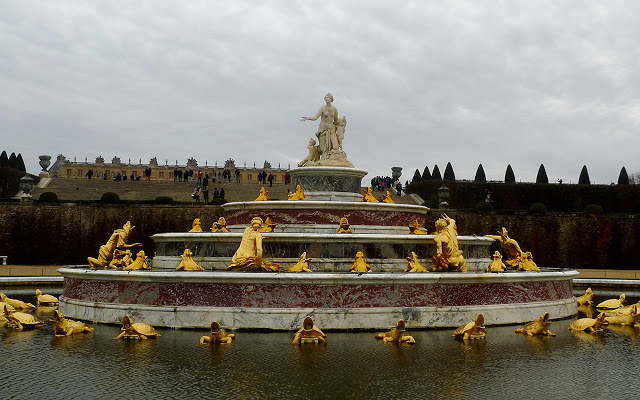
[1,204,638,269]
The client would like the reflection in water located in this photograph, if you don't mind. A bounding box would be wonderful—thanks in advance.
[577,304,595,318]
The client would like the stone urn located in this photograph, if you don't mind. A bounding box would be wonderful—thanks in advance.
[391,167,403,180]
[39,155,51,171]
[438,185,450,208]
[19,175,34,194]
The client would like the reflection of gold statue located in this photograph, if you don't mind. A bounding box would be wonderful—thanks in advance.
[382,191,394,203]
[210,217,230,232]
[405,252,428,272]
[287,252,313,272]
[123,250,151,270]
[453,314,487,340]
[486,251,507,272]
[597,293,625,310]
[288,185,306,200]
[0,293,35,311]
[259,217,278,232]
[432,214,467,272]
[35,289,58,307]
[115,315,161,340]
[576,288,594,306]
[52,310,94,336]
[4,305,44,331]
[485,227,539,271]
[200,321,235,344]
[189,218,203,232]
[375,320,416,344]
[255,187,268,201]
[337,217,353,233]
[227,217,282,272]
[176,249,205,271]
[350,251,372,273]
[292,316,326,344]
[568,313,607,332]
[515,313,556,336]
[362,187,379,202]
[577,304,595,319]
[604,305,639,326]
[88,221,142,268]
[408,220,424,235]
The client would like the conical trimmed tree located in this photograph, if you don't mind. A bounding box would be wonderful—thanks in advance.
[15,153,26,172]
[0,151,8,167]
[411,169,422,184]
[8,152,16,169]
[578,165,590,185]
[618,167,629,185]
[475,164,486,182]
[422,166,431,181]
[431,165,442,181]
[504,164,516,183]
[443,162,455,180]
[536,164,548,184]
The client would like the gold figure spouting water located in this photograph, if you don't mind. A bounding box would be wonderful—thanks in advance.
[176,249,205,271]
[227,217,282,272]
[189,218,203,232]
[576,288,594,306]
[0,293,35,311]
[52,310,94,336]
[485,227,538,271]
[568,313,607,332]
[382,191,394,203]
[405,252,428,272]
[597,294,625,310]
[486,251,507,272]
[259,217,277,232]
[115,315,161,340]
[255,187,269,201]
[337,217,353,233]
[210,217,230,232]
[88,221,142,268]
[350,251,372,273]
[604,305,640,326]
[200,321,235,344]
[515,313,556,336]
[292,316,326,344]
[362,187,378,202]
[287,252,313,273]
[408,220,424,235]
[375,320,416,344]
[432,214,467,272]
[4,305,44,331]
[453,314,487,340]
[288,185,306,200]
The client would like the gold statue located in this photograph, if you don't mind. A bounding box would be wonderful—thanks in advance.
[521,251,539,272]
[0,301,15,313]
[106,249,127,269]
[375,320,416,344]
[115,315,161,340]
[362,187,379,202]
[210,217,230,232]
[123,250,151,270]
[291,316,326,344]
[227,217,282,272]
[337,217,353,233]
[200,321,235,344]
[453,313,487,340]
[486,251,507,272]
[597,294,625,309]
[515,312,556,336]
[405,252,428,272]
[122,249,134,267]
[0,293,35,311]
[408,220,425,235]
[288,185,306,200]
[568,313,607,332]
[604,305,640,326]
[287,252,313,272]
[255,187,269,201]
[431,214,467,272]
[88,221,142,268]
[485,227,538,271]
[35,289,59,307]
[3,305,44,331]
[350,251,372,273]
[259,217,278,232]
[52,310,94,336]
[576,288,594,306]
[382,191,394,203]
[176,249,205,271]
[189,218,203,232]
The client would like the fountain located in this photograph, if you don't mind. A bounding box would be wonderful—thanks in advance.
[58,94,577,330]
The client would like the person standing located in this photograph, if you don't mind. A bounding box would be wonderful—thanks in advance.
[192,184,201,202]
[203,186,209,203]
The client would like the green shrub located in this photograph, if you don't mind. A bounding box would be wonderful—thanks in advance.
[529,203,548,214]
[101,192,120,204]
[423,200,437,209]
[154,196,174,204]
[210,198,228,205]
[584,204,604,215]
[475,201,494,213]
[38,192,59,202]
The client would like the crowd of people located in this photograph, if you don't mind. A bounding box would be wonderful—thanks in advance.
[370,176,404,196]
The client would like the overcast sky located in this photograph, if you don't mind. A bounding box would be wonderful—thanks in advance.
[2,1,640,184]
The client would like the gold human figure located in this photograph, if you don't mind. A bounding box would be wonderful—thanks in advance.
[227,217,282,272]
[88,221,142,268]
[485,227,538,271]
[259,217,278,232]
[431,214,467,272]
[189,218,203,232]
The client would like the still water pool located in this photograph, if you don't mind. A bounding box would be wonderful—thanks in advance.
[1,291,639,399]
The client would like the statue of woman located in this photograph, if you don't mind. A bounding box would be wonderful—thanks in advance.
[227,217,281,272]
[301,93,339,156]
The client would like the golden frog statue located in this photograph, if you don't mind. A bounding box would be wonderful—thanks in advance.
[200,321,235,344]
[408,220,424,235]
[4,305,44,331]
[189,218,203,232]
[35,289,59,307]
[486,251,507,272]
[123,250,151,270]
[568,313,607,332]
[88,221,142,268]
[405,252,428,273]
[115,315,161,340]
[255,187,269,201]
[292,316,326,344]
[521,251,539,272]
[382,191,394,203]
[287,252,313,273]
[453,314,487,340]
[375,320,416,344]
[337,217,353,234]
[259,217,277,233]
[210,217,230,232]
[288,185,306,201]
[52,310,94,336]
[515,312,556,336]
[361,187,379,202]
[597,294,625,309]
[576,288,594,306]
[0,293,35,311]
[176,249,205,271]
[350,251,372,273]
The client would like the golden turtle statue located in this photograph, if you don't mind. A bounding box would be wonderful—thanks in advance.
[515,312,556,336]
[52,310,94,336]
[576,288,594,306]
[604,305,640,326]
[0,293,35,311]
[287,252,313,273]
[568,313,607,332]
[35,289,59,307]
[453,314,487,340]
[115,315,161,340]
[597,294,625,309]
[405,252,428,273]
[375,320,416,344]
[4,305,44,331]
[292,316,326,344]
[200,321,235,344]
[350,251,372,273]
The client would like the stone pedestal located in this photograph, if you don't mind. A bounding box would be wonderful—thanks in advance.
[288,167,367,202]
